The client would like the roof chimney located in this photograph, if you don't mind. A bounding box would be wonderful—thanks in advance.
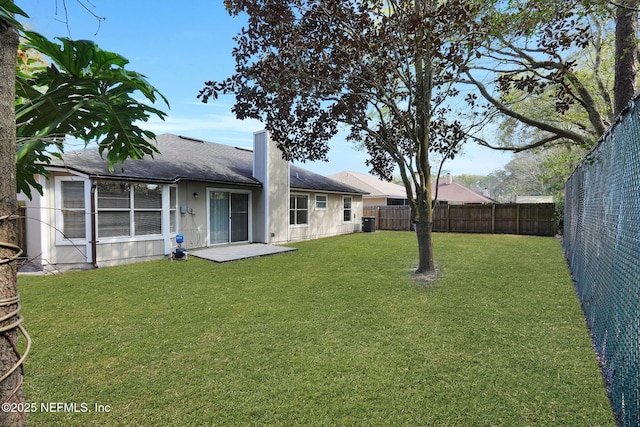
[253,130,289,244]
[445,173,452,185]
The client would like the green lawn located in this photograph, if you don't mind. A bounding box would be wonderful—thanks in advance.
[19,232,614,426]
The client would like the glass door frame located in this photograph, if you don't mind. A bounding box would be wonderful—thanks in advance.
[206,188,252,246]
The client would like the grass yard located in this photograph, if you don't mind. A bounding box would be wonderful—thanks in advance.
[19,232,614,426]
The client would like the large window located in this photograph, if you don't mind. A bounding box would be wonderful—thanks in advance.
[133,184,162,235]
[343,196,352,222]
[97,182,131,237]
[60,180,86,239]
[97,182,163,238]
[290,194,309,225]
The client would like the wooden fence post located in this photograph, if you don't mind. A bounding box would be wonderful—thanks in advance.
[491,204,495,234]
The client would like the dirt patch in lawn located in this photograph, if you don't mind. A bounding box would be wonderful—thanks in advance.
[409,264,441,286]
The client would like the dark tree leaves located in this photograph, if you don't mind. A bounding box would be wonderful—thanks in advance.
[200,0,484,175]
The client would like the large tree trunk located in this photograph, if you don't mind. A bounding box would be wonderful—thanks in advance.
[0,9,28,427]
[412,0,436,275]
[614,0,639,116]
[413,190,435,274]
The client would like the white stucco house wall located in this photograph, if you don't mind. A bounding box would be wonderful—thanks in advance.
[19,131,365,271]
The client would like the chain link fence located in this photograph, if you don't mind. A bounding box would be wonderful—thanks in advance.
[564,95,640,426]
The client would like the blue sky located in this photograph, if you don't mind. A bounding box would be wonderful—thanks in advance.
[20,0,513,177]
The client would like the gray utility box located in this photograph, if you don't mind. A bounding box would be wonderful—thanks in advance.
[362,217,376,232]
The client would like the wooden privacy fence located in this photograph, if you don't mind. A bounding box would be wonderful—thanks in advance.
[363,206,411,231]
[363,203,557,236]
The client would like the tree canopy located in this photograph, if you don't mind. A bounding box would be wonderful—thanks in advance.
[462,0,637,152]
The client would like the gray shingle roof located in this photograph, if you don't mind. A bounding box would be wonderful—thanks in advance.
[51,134,260,186]
[290,165,365,194]
[50,133,364,194]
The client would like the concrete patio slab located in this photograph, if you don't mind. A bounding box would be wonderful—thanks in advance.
[189,244,297,263]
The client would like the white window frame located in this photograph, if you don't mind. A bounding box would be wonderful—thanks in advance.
[206,188,253,245]
[54,176,90,246]
[167,185,178,235]
[315,194,328,210]
[343,196,353,223]
[290,193,310,226]
[132,183,163,236]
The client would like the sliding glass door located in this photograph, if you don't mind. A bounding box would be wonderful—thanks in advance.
[209,191,250,245]
[230,193,249,242]
[210,192,230,244]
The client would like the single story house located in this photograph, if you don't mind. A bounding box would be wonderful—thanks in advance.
[328,171,409,207]
[19,131,365,271]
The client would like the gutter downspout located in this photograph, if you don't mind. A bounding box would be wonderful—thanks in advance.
[90,181,98,268]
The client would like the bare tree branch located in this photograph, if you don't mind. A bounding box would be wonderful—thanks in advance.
[462,71,592,146]
[471,134,564,153]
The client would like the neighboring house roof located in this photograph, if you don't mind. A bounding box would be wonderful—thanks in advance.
[48,134,365,194]
[433,175,494,204]
[328,171,494,204]
[328,171,407,199]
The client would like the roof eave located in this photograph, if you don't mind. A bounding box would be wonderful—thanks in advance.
[291,186,367,195]
[44,166,263,187]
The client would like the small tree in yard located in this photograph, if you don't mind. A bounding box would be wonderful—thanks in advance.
[1,3,167,424]
[200,0,486,274]
[1,4,25,425]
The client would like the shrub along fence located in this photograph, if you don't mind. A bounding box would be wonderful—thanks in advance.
[363,203,556,236]
[564,95,640,427]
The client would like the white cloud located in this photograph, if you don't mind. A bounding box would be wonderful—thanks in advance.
[142,113,264,147]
